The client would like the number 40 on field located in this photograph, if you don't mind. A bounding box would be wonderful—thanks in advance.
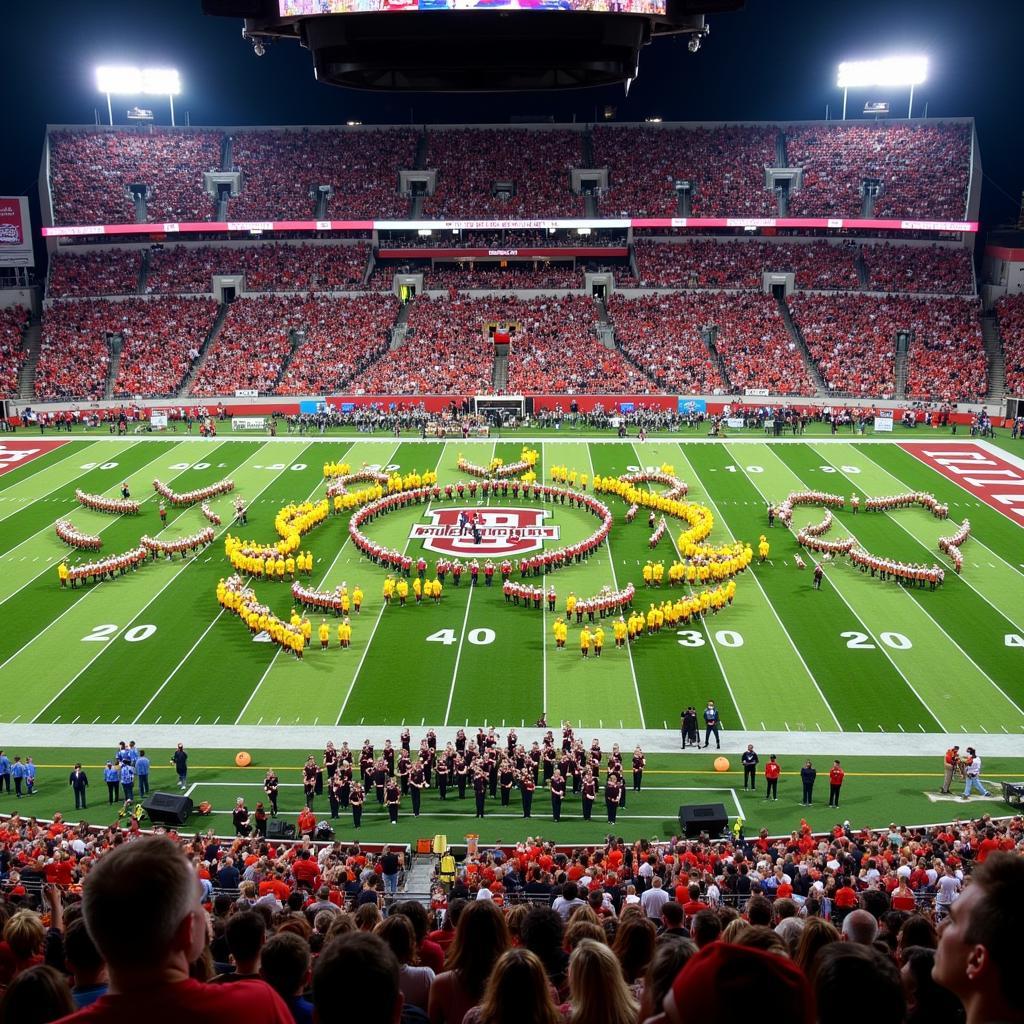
[427,629,494,646]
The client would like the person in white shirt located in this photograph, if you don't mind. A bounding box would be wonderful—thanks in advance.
[552,881,587,921]
[640,876,670,921]
[962,747,989,799]
[623,885,640,906]
[935,865,962,920]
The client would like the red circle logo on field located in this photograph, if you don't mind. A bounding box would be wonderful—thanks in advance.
[409,507,560,557]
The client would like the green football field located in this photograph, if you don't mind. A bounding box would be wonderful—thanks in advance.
[1,434,1023,835]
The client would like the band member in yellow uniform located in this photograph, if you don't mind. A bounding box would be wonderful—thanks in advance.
[413,576,423,604]
[353,585,363,613]
[613,616,627,648]
[338,617,352,649]
[566,592,576,621]
[758,535,770,563]
[580,626,592,659]
[383,575,395,604]
[319,620,330,650]
[285,554,295,579]
[396,578,409,606]
[58,562,69,587]
[553,617,567,649]
[593,625,604,658]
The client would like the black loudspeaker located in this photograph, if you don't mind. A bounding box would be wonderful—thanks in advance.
[267,819,296,841]
[143,792,194,826]
[679,803,728,838]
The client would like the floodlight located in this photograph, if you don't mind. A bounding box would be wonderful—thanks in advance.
[96,66,181,126]
[836,56,927,89]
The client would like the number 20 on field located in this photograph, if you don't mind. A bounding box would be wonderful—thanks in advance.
[82,624,157,643]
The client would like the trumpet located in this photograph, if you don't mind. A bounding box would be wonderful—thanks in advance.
[953,756,968,781]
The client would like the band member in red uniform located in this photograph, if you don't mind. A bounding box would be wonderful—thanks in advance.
[632,747,646,792]
[499,760,515,806]
[520,771,535,817]
[374,757,388,804]
[409,762,427,817]
[581,770,597,821]
[350,781,364,829]
[484,560,495,586]
[765,754,781,800]
[436,757,449,800]
[473,769,488,818]
[605,773,622,823]
[329,772,343,819]
[303,757,317,805]
[385,777,401,824]
[397,751,411,795]
[549,770,566,822]
[454,754,468,799]
[828,759,845,807]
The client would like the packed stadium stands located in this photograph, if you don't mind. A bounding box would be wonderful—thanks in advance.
[592,125,778,218]
[49,128,222,224]
[190,296,306,397]
[425,263,584,291]
[904,298,987,402]
[862,244,974,295]
[997,293,1024,397]
[786,122,971,220]
[35,301,115,400]
[275,294,400,396]
[146,243,371,294]
[786,294,899,397]
[422,129,584,219]
[228,128,417,220]
[0,306,28,399]
[607,294,724,394]
[47,249,142,299]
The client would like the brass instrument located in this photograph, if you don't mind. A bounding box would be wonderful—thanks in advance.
[953,756,968,781]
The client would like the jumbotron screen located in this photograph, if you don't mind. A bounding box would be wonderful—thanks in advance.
[281,0,667,14]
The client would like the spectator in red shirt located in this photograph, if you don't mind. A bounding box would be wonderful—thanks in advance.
[297,808,317,839]
[52,836,293,1024]
[291,848,321,890]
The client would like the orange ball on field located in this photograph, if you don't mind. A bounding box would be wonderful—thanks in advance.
[714,756,730,773]
[235,751,252,767]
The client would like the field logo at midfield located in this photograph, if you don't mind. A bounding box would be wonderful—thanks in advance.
[410,507,559,557]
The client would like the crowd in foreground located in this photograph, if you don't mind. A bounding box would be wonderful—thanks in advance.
[0,809,1019,1024]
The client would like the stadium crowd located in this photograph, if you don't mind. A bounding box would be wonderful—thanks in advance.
[34,303,114,401]
[786,122,971,221]
[862,245,974,295]
[228,128,417,221]
[593,125,778,218]
[49,129,223,225]
[424,264,585,291]
[902,299,987,402]
[995,294,1024,397]
[275,294,400,396]
[146,243,371,294]
[0,800,1018,1024]
[190,297,303,397]
[0,307,28,400]
[607,294,724,394]
[786,294,900,397]
[422,129,584,219]
[47,251,141,300]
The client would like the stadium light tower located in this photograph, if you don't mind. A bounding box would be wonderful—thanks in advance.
[836,56,928,120]
[95,66,182,127]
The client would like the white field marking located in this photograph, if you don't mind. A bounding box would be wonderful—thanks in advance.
[852,445,1024,589]
[0,441,141,524]
[641,443,746,730]
[785,447,1024,722]
[230,440,374,725]
[742,446,948,733]
[31,441,307,724]
[584,444,646,730]
[335,442,449,726]
[678,445,843,731]
[0,439,220,607]
[443,441,495,727]
[540,443,548,722]
[185,783,198,798]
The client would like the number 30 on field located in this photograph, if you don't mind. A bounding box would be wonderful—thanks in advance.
[82,624,157,643]
[427,628,494,646]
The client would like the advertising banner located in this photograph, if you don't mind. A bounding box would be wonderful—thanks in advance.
[0,197,33,268]
[678,398,707,415]
[873,416,894,433]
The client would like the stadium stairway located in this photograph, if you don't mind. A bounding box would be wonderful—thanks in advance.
[17,317,41,402]
[137,249,151,295]
[895,348,909,399]
[179,302,230,398]
[133,191,148,224]
[103,335,123,401]
[982,312,1007,400]
[221,134,233,172]
[703,328,731,391]
[854,249,871,289]
[492,352,509,390]
[775,129,788,168]
[777,294,827,395]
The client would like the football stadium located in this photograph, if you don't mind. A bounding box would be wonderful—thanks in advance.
[0,1,1023,1020]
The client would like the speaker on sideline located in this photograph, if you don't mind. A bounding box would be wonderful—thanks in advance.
[267,819,296,841]
[679,803,728,838]
[143,792,194,826]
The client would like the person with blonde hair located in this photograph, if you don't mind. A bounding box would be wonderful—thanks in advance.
[0,910,46,985]
[463,948,562,1024]
[565,939,638,1024]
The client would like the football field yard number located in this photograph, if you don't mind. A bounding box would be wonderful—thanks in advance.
[841,630,912,650]
[82,624,157,643]
[427,628,495,646]
[80,462,119,470]
[818,465,861,474]
[676,629,744,648]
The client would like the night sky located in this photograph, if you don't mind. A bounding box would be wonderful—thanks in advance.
[5,0,1023,231]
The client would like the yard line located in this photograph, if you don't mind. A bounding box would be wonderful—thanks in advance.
[32,441,305,724]
[334,441,449,726]
[680,445,842,731]
[584,444,646,730]
[637,443,746,731]
[540,443,549,723]
[442,441,496,728]
[231,441,369,725]
[738,448,947,732]
[0,441,137,524]
[762,445,1024,723]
